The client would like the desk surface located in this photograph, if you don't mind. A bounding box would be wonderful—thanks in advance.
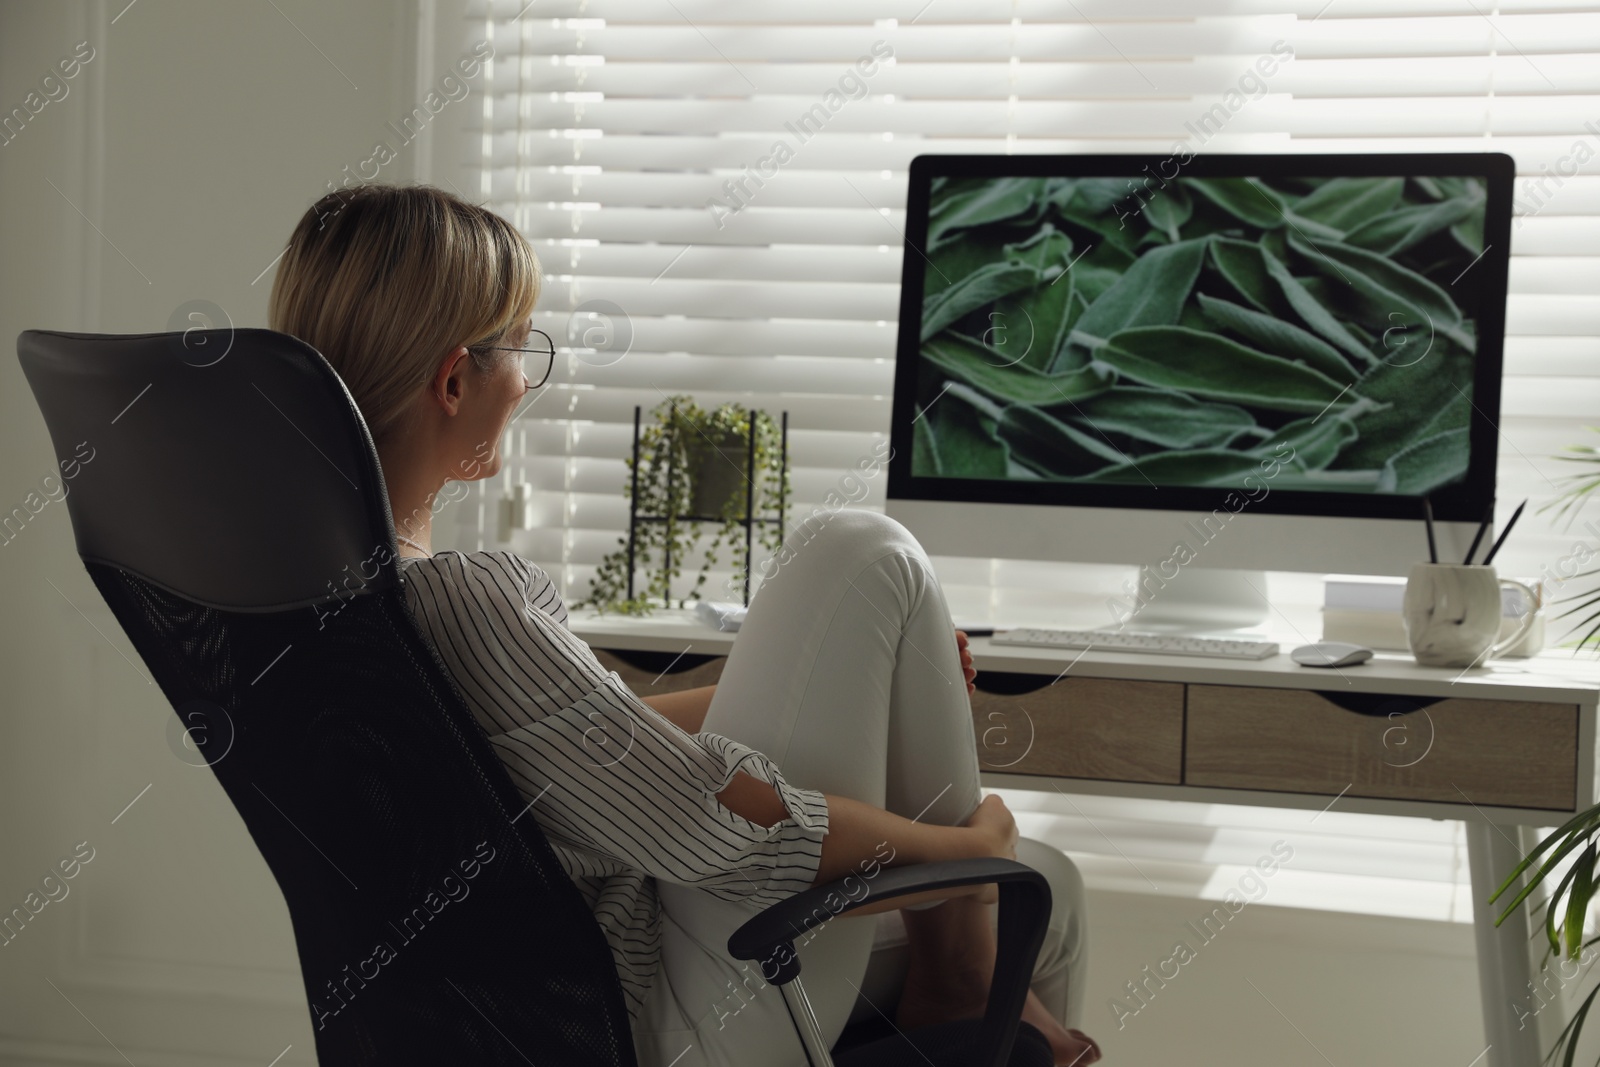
[567,608,1600,706]
[572,606,1600,826]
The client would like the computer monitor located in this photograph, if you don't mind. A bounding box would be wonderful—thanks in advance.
[885,152,1515,629]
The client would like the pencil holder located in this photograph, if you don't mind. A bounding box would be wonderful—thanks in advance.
[1402,563,1539,668]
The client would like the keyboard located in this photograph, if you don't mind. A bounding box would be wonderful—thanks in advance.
[990,627,1279,660]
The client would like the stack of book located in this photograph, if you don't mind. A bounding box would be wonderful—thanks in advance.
[1322,575,1544,656]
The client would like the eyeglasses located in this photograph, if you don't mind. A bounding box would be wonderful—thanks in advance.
[473,328,556,389]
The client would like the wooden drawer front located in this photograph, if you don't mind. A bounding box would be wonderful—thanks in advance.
[1185,685,1578,810]
[591,648,727,699]
[972,675,1184,784]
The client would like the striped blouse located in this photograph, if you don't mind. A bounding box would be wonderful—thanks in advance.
[396,549,831,1023]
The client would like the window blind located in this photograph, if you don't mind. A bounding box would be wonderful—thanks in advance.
[453,0,1599,917]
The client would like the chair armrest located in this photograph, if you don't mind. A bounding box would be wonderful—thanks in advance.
[728,857,1052,1067]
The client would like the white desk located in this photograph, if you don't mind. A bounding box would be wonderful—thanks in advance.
[568,607,1600,1067]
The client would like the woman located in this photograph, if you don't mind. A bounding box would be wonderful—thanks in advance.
[268,183,1101,1067]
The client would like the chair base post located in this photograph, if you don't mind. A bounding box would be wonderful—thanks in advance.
[780,977,835,1067]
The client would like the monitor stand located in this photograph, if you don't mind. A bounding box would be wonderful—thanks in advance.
[1115,565,1270,633]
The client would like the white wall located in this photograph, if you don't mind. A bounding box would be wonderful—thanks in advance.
[0,3,472,1063]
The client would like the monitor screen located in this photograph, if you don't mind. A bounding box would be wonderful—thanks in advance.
[892,154,1514,523]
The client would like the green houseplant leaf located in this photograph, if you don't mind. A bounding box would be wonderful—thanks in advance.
[1286,232,1475,351]
[1491,806,1600,922]
[1271,417,1360,472]
[921,262,1040,341]
[1543,427,1600,526]
[927,230,1018,297]
[991,267,1081,373]
[913,413,941,475]
[1195,292,1359,383]
[995,402,1127,478]
[1080,448,1282,487]
[1482,799,1600,1061]
[922,332,1114,406]
[1375,427,1470,494]
[1002,223,1075,277]
[1265,396,1387,471]
[1141,184,1194,243]
[1050,384,1258,450]
[929,177,1047,249]
[1331,339,1474,470]
[923,225,1077,344]
[1085,325,1364,414]
[926,381,1013,478]
[1259,245,1377,366]
[1565,844,1596,961]
[575,395,791,615]
[1187,177,1288,229]
[1292,177,1405,231]
[1063,177,1136,215]
[1210,237,1288,315]
[1050,237,1209,372]
[1343,194,1483,256]
[1452,211,1485,256]
[1069,264,1124,305]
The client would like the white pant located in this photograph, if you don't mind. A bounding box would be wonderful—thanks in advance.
[630,508,1088,1067]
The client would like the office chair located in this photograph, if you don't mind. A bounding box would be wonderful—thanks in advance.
[17,327,1056,1067]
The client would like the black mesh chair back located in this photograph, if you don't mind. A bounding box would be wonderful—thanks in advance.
[17,328,639,1066]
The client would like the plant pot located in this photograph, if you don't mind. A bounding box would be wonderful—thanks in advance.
[688,431,756,518]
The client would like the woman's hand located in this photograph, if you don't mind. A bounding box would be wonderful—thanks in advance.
[962,793,1016,906]
[963,793,1018,862]
[956,629,976,694]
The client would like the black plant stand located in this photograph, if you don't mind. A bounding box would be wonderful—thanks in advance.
[626,401,788,607]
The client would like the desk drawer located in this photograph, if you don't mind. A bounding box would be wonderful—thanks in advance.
[972,675,1184,784]
[1185,685,1578,810]
[592,648,727,699]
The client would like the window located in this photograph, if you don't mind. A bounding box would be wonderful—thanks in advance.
[458,1,1597,917]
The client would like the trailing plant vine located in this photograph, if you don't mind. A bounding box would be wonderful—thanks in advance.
[574,394,790,616]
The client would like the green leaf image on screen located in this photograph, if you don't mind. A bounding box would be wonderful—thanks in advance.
[913,173,1486,493]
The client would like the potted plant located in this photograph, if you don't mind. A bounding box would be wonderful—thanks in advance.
[1485,433,1600,1060]
[1492,806,1600,1060]
[1542,426,1600,650]
[573,394,790,616]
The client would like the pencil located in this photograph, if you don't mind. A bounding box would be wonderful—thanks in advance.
[1480,500,1526,567]
[1463,498,1494,565]
[1422,496,1438,564]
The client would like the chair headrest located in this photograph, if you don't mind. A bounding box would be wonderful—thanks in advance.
[16,328,401,611]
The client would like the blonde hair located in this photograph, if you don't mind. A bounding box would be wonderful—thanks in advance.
[267,183,541,448]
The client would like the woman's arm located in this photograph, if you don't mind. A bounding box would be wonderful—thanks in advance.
[811,792,999,915]
[714,776,1003,916]
[641,684,717,734]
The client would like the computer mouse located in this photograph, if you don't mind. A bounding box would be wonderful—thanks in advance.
[1291,641,1375,668]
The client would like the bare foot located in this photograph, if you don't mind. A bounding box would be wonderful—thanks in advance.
[895,968,1101,1066]
[1022,990,1101,1065]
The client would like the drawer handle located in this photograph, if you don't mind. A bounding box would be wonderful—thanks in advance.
[972,671,1060,697]
[1316,691,1443,717]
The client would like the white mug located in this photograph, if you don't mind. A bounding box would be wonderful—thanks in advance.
[1402,563,1538,669]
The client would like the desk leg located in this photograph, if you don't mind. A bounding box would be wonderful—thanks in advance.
[1467,820,1541,1067]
